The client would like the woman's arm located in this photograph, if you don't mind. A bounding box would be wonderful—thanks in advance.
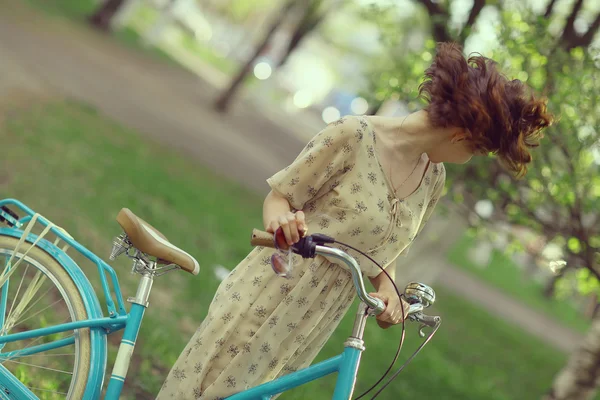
[263,118,360,245]
[262,190,292,230]
[263,190,306,245]
[368,264,409,329]
[369,266,397,293]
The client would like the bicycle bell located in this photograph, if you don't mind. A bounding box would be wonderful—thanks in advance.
[404,282,436,308]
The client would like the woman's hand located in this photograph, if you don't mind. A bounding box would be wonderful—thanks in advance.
[265,210,307,246]
[369,291,410,329]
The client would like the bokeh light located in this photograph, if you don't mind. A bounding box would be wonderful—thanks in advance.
[322,107,341,123]
[350,97,369,115]
[474,199,494,219]
[293,89,313,109]
[253,62,272,80]
[194,25,212,42]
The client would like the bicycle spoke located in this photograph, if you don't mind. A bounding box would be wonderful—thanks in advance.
[29,387,68,396]
[0,236,88,399]
[11,297,64,330]
[9,353,74,358]
[4,359,74,375]
[1,335,76,366]
[0,255,8,328]
[5,270,47,334]
[17,285,55,321]
[1,316,73,365]
[2,263,30,334]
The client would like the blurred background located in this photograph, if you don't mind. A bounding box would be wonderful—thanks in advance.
[1,0,599,398]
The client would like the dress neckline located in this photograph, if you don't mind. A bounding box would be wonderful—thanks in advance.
[362,116,432,202]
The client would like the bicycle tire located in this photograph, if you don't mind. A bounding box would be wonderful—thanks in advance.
[0,234,93,399]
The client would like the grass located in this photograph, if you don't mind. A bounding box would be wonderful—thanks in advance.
[447,234,592,334]
[23,0,96,20]
[0,96,575,399]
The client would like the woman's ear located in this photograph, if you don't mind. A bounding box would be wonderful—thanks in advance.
[450,129,469,144]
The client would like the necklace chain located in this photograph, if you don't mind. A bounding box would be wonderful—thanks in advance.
[389,114,422,198]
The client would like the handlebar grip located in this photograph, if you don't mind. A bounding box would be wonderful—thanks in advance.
[251,229,276,248]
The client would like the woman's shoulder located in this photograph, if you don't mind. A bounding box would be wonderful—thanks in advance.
[326,115,365,129]
[321,115,368,138]
[307,116,371,151]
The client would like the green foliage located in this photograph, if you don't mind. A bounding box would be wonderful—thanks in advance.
[462,10,600,279]
[367,4,600,295]
[204,0,277,24]
[556,268,600,300]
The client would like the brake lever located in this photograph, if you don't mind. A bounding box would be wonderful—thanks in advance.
[408,312,441,338]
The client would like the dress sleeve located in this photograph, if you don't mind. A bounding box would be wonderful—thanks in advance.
[401,164,446,257]
[266,116,361,210]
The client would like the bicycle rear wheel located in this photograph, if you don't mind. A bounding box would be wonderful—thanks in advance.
[0,234,93,399]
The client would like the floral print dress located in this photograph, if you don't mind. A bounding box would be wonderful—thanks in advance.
[156,116,446,400]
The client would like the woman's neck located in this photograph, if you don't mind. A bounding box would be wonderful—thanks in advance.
[371,110,453,162]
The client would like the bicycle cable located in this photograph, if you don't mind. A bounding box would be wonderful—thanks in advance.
[332,240,438,400]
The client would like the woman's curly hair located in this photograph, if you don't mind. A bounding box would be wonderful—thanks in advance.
[418,42,554,178]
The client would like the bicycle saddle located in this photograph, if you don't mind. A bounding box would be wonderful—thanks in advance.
[116,208,199,275]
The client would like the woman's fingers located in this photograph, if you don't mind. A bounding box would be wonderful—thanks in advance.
[370,292,407,325]
[286,212,300,243]
[391,298,410,323]
[267,220,280,234]
[296,211,307,236]
[369,292,389,304]
[268,211,307,247]
[278,215,293,245]
[370,292,394,321]
[380,303,396,322]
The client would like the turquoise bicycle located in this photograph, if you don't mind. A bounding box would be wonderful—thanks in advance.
[0,198,440,399]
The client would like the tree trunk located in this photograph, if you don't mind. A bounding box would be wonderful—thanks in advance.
[543,312,600,400]
[585,294,599,320]
[276,25,308,68]
[543,273,562,298]
[276,10,327,69]
[213,0,296,113]
[88,0,127,31]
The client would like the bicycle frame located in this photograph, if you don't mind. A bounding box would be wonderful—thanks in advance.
[224,244,391,399]
[0,199,399,400]
[227,302,371,400]
[0,198,149,400]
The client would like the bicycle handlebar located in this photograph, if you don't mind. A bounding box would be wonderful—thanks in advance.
[250,229,386,314]
[250,229,441,332]
[315,244,387,315]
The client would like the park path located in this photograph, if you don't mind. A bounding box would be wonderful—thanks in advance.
[0,2,584,352]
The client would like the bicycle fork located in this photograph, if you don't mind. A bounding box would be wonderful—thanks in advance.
[104,272,154,399]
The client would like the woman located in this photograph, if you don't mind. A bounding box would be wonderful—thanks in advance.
[157,42,552,399]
